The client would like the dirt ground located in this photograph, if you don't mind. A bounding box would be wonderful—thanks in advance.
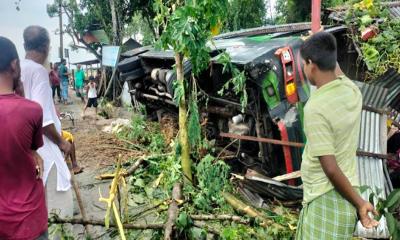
[58,90,133,171]
[55,89,135,239]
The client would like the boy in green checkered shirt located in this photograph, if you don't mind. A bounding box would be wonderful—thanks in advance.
[296,32,379,239]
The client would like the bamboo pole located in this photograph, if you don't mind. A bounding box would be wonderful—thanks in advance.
[65,157,91,236]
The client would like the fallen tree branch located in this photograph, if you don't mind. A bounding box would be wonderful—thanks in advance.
[49,217,164,229]
[125,158,146,176]
[100,146,142,153]
[130,200,170,220]
[193,221,221,235]
[191,214,249,224]
[164,183,182,240]
[222,192,284,230]
[97,154,172,180]
[118,138,147,152]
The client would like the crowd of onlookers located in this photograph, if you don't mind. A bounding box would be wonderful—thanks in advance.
[0,25,100,240]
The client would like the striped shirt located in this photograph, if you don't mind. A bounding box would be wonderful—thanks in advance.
[301,75,362,203]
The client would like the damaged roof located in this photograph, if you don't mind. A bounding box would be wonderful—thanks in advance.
[371,69,400,112]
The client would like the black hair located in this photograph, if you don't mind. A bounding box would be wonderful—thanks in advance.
[0,36,19,73]
[300,32,337,71]
[61,58,66,64]
[23,26,50,54]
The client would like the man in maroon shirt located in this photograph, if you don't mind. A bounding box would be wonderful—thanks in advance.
[0,37,48,239]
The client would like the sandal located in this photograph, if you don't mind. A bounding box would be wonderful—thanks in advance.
[73,166,84,174]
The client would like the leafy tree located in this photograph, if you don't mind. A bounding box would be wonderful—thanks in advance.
[155,0,229,182]
[225,0,266,31]
[130,0,159,38]
[275,0,346,23]
[47,0,158,59]
[124,13,156,46]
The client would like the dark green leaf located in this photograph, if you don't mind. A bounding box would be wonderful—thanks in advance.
[189,227,207,240]
[384,189,400,210]
[176,212,192,231]
[369,192,375,206]
[385,212,399,239]
[359,185,370,194]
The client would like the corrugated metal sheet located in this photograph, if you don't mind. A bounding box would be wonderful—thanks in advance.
[354,81,389,109]
[354,110,391,238]
[371,69,400,111]
[213,23,312,40]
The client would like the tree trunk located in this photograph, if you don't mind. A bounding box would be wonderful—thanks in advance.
[109,0,120,45]
[175,53,192,182]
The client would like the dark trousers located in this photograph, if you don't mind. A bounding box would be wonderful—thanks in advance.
[52,85,61,100]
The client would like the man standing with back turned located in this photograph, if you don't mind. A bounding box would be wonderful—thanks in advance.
[74,64,85,102]
[20,25,74,220]
[296,32,379,239]
[0,36,48,240]
[59,58,69,104]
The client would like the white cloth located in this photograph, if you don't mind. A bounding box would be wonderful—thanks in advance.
[21,59,71,191]
[46,165,73,218]
[88,83,97,98]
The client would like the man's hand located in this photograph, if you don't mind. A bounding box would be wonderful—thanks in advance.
[319,155,380,229]
[32,151,44,179]
[357,200,379,228]
[58,139,72,156]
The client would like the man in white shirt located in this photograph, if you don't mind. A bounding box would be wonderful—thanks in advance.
[20,25,73,219]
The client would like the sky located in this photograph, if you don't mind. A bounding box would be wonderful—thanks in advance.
[0,0,277,65]
[0,0,93,65]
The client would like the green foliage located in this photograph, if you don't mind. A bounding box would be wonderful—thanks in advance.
[48,223,75,240]
[188,87,201,149]
[114,115,300,239]
[221,224,254,240]
[155,0,229,75]
[361,186,400,239]
[172,80,185,105]
[275,0,345,23]
[124,13,156,46]
[117,114,166,153]
[345,1,400,78]
[98,98,115,119]
[217,52,248,112]
[158,154,182,193]
[194,155,231,211]
[47,0,157,58]
[175,212,207,240]
[221,222,295,240]
[225,0,266,31]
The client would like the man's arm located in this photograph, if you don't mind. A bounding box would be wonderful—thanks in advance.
[319,155,379,228]
[32,68,72,155]
[43,125,71,154]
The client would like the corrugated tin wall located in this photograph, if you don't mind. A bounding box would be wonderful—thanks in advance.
[354,82,393,238]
